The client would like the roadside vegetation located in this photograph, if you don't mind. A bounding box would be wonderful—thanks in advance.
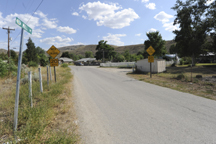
[128,64,216,100]
[0,66,79,143]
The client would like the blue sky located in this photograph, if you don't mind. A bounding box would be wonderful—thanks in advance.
[0,0,213,51]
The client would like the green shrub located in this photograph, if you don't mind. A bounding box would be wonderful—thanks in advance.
[28,61,38,67]
[0,58,17,77]
[61,63,68,68]
[176,73,185,80]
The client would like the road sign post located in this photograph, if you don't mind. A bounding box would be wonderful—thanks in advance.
[14,17,32,137]
[47,45,60,83]
[146,46,155,78]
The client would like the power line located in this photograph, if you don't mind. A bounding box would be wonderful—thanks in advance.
[11,0,44,46]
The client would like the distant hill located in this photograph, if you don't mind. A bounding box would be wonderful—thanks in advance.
[0,49,8,54]
[56,40,176,57]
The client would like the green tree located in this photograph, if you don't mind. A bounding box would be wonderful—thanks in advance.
[0,53,7,60]
[95,40,116,61]
[169,44,177,54]
[35,46,48,66]
[172,0,209,65]
[123,50,131,61]
[85,51,94,58]
[61,52,70,58]
[144,31,167,57]
[114,53,125,62]
[25,38,39,63]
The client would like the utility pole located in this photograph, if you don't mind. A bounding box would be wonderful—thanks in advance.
[2,26,15,63]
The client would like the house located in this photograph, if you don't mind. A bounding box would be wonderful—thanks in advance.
[75,58,96,65]
[58,57,73,64]
[199,52,216,63]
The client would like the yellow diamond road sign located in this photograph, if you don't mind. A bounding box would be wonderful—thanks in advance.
[146,46,155,56]
[50,59,59,67]
[47,45,60,58]
[148,56,154,63]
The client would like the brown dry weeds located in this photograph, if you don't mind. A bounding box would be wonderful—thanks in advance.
[128,65,216,100]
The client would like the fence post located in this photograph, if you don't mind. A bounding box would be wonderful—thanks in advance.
[38,68,43,93]
[54,66,56,83]
[49,66,52,81]
[47,66,49,87]
[28,71,33,107]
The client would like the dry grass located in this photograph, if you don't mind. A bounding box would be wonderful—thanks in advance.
[128,64,216,100]
[0,66,79,143]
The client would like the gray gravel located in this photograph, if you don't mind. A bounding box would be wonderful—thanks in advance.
[70,66,216,144]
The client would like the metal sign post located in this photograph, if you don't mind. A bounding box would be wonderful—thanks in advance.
[146,46,155,78]
[14,28,24,135]
[14,17,32,137]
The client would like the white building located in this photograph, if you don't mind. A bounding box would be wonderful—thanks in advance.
[136,59,166,73]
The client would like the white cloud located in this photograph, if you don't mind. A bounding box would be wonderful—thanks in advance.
[148,28,157,33]
[29,29,44,38]
[142,0,149,2]
[79,1,139,29]
[57,26,76,34]
[145,3,156,10]
[0,13,39,29]
[82,15,87,19]
[149,28,157,32]
[72,42,84,45]
[72,12,79,16]
[42,18,58,29]
[35,11,58,29]
[40,36,74,47]
[163,22,179,31]
[103,33,126,46]
[154,11,173,23]
[206,0,214,5]
[135,33,142,36]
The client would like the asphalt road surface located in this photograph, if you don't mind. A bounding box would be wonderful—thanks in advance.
[70,66,216,144]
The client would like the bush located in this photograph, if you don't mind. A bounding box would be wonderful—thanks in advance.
[180,57,192,65]
[0,58,17,77]
[28,61,38,67]
[176,73,185,80]
[61,63,68,68]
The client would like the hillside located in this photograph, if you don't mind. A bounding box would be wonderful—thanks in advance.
[56,40,176,56]
[0,49,8,54]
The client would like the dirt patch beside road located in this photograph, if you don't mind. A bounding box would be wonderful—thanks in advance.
[128,65,216,100]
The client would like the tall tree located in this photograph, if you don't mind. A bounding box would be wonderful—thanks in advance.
[85,51,94,58]
[25,38,39,63]
[61,52,70,58]
[172,0,209,65]
[144,31,167,57]
[95,40,116,61]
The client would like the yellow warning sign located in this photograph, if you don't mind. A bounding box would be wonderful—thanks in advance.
[148,56,154,63]
[47,45,60,58]
[50,59,59,67]
[146,46,155,56]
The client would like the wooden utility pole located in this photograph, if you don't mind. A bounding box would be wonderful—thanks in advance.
[2,27,15,62]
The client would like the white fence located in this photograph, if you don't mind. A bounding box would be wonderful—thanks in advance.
[100,62,135,67]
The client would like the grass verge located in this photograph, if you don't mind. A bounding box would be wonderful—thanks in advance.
[0,66,79,143]
[128,64,216,100]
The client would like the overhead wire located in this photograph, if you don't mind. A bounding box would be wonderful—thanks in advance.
[11,0,44,47]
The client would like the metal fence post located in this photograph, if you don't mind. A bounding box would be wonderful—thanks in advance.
[38,68,43,93]
[28,71,33,107]
[49,66,52,81]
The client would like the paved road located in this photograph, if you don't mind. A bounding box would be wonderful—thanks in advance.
[70,66,216,144]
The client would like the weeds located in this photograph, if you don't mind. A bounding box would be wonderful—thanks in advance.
[0,67,78,143]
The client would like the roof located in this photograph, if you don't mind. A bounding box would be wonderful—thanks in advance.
[76,58,96,62]
[59,57,73,62]
[200,52,215,56]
